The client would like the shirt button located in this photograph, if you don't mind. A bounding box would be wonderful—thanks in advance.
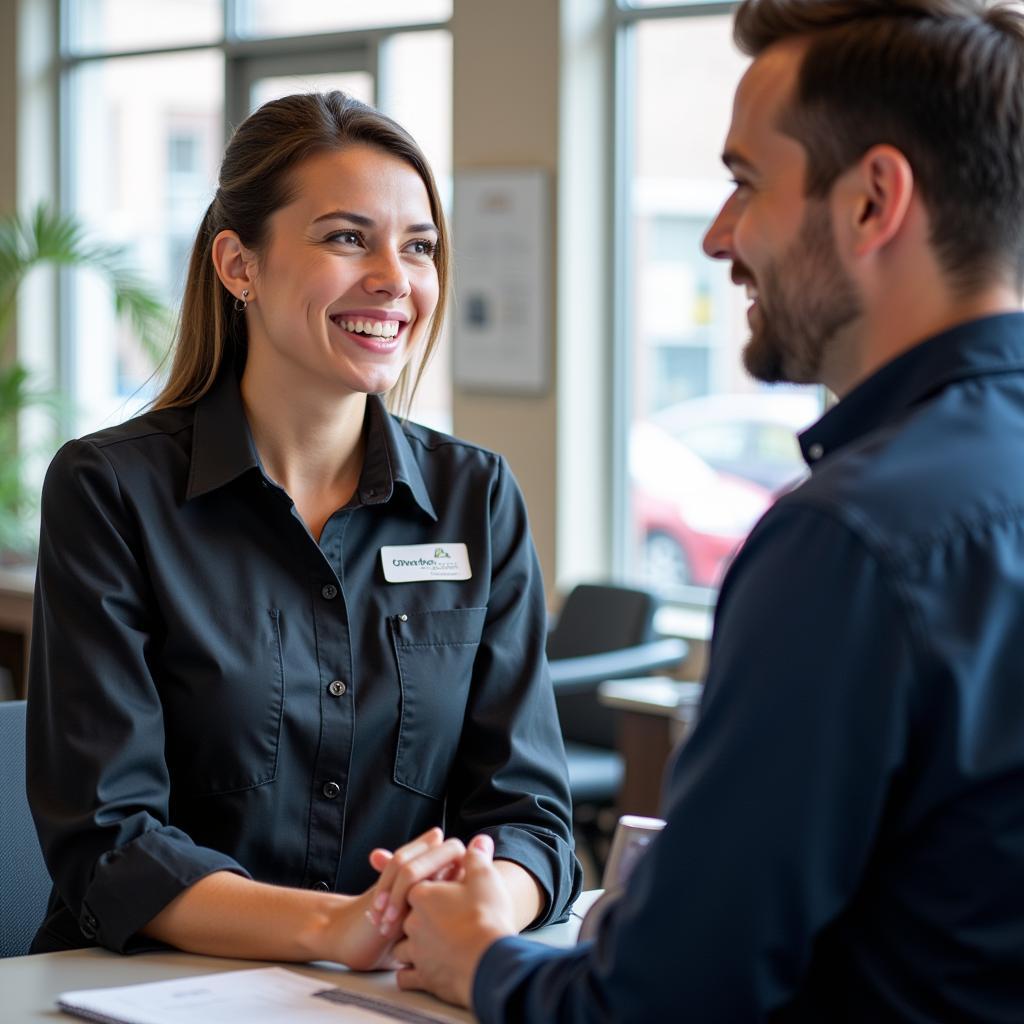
[808,443,825,461]
[313,881,331,892]
[322,781,341,799]
[328,679,347,697]
[321,583,338,600]
[399,613,408,622]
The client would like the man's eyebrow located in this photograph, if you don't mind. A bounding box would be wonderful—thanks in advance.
[311,209,438,233]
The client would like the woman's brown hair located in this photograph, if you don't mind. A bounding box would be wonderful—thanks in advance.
[153,91,450,415]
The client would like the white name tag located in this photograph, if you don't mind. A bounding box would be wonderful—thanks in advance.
[381,543,472,583]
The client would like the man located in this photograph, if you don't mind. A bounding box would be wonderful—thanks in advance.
[393,1,1024,1019]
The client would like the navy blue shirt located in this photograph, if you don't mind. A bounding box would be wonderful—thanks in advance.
[474,312,1024,1023]
[27,366,581,954]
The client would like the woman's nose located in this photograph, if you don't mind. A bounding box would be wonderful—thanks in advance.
[363,248,411,297]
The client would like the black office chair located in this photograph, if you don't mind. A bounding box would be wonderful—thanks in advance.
[547,584,687,873]
[0,700,53,957]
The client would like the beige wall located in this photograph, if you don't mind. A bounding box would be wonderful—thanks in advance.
[451,0,562,598]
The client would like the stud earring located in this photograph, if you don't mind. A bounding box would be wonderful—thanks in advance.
[234,288,249,312]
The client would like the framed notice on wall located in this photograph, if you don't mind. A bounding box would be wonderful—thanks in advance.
[452,169,550,395]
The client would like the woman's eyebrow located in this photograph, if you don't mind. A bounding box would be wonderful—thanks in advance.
[312,209,438,233]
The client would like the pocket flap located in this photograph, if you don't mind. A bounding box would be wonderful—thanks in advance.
[390,606,487,648]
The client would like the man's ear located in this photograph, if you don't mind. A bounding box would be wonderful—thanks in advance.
[211,229,257,303]
[839,144,915,259]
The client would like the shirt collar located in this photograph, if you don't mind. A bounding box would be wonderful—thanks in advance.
[359,395,438,521]
[188,369,437,521]
[187,361,260,499]
[799,312,1024,468]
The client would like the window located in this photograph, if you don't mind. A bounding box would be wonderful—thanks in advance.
[613,2,822,601]
[60,1,452,436]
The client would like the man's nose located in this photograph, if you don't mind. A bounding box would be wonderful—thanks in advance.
[702,201,735,261]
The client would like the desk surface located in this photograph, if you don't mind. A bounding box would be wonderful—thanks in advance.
[0,891,600,1022]
[598,676,703,717]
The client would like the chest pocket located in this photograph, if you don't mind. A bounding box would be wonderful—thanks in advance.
[389,606,488,799]
[161,606,286,798]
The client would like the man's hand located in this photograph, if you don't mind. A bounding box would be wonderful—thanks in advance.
[329,828,466,970]
[365,827,469,940]
[393,835,517,1008]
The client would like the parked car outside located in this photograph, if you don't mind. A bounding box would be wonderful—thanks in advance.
[650,390,822,494]
[630,421,772,589]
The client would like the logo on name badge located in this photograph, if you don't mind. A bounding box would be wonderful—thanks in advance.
[381,543,472,583]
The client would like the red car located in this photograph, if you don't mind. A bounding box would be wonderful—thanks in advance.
[630,421,772,589]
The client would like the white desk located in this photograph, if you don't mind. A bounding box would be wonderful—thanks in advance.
[0,891,601,1022]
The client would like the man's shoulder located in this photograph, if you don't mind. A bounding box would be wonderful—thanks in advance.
[784,380,1024,566]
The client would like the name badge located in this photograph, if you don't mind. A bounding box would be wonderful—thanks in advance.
[381,543,472,583]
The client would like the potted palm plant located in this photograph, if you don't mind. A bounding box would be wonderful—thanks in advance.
[0,203,171,559]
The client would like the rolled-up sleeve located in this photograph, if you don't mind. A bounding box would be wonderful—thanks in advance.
[26,439,248,953]
[445,456,583,928]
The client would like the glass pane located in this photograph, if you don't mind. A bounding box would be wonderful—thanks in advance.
[67,0,222,53]
[236,0,451,38]
[624,16,821,597]
[250,72,374,114]
[380,31,453,432]
[67,50,224,434]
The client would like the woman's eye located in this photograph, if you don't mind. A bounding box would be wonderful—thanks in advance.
[326,230,363,246]
[406,239,437,258]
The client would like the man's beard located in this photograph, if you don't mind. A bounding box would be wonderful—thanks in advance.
[742,201,861,385]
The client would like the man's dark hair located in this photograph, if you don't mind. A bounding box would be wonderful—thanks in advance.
[734,0,1024,292]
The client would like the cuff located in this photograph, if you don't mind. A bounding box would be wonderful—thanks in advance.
[485,824,583,929]
[472,935,591,1024]
[80,826,251,952]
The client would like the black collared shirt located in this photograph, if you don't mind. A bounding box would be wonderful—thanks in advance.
[27,367,581,953]
[474,313,1024,1022]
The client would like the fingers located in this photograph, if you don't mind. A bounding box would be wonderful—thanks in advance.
[375,838,467,937]
[369,827,443,917]
[467,833,495,858]
[396,965,424,992]
[368,848,393,873]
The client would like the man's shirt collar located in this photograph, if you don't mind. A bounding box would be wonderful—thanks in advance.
[188,367,437,521]
[800,312,1024,468]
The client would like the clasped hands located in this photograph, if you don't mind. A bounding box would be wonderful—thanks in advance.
[341,826,518,1007]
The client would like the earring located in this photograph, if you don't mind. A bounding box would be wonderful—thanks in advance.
[234,288,249,312]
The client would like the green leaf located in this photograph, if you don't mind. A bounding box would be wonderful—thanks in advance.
[0,202,172,554]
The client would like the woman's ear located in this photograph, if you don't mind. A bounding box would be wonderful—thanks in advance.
[842,144,915,260]
[211,229,257,303]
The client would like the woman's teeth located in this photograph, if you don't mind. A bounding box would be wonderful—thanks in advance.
[335,318,400,338]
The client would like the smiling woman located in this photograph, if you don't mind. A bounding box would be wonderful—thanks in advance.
[26,92,581,969]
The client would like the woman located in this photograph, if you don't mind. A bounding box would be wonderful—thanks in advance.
[26,92,581,969]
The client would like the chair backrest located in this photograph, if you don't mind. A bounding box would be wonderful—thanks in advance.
[0,700,53,957]
[548,584,663,749]
[546,584,658,660]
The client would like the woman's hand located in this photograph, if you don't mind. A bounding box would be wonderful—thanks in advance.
[366,829,494,941]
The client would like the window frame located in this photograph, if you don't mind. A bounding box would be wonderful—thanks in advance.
[54,0,451,435]
[611,0,788,614]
